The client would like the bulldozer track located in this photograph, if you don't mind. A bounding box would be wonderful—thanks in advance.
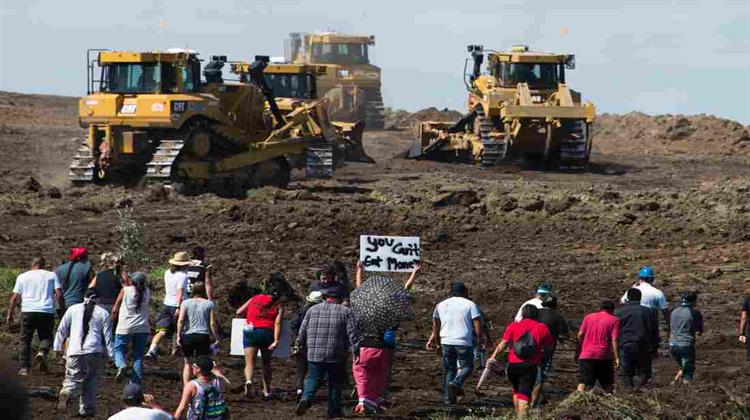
[364,90,385,129]
[558,120,589,170]
[477,108,507,168]
[145,139,185,185]
[305,143,334,178]
[69,143,95,183]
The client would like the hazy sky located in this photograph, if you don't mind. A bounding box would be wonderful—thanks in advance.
[1,0,748,123]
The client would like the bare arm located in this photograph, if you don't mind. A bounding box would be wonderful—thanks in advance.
[355,261,363,289]
[404,263,422,291]
[269,306,283,351]
[426,318,440,350]
[612,337,620,368]
[740,310,747,336]
[662,308,671,334]
[205,268,214,301]
[87,276,97,289]
[111,289,125,319]
[55,287,64,310]
[176,304,186,346]
[489,339,508,361]
[142,394,169,415]
[209,306,219,343]
[173,382,195,420]
[236,299,251,317]
[472,318,482,345]
[6,293,20,324]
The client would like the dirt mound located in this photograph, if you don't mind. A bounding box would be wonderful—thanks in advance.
[594,112,750,157]
[384,107,462,129]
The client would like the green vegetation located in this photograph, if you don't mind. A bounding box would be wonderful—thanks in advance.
[117,208,147,266]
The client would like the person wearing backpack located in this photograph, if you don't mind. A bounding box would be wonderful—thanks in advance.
[488,304,553,417]
[174,355,229,420]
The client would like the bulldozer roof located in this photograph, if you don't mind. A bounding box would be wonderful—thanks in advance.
[487,49,571,64]
[306,32,375,45]
[98,50,197,64]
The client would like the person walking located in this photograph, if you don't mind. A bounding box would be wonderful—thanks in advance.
[186,246,214,301]
[55,247,94,314]
[177,282,219,386]
[514,282,553,322]
[740,295,749,361]
[111,271,151,384]
[236,273,287,399]
[615,288,658,390]
[290,291,324,397]
[146,252,191,360]
[174,356,229,420]
[669,291,704,384]
[425,282,482,405]
[576,300,620,393]
[488,304,553,417]
[533,295,569,406]
[310,263,350,306]
[6,257,62,375]
[88,252,123,314]
[54,289,115,417]
[620,266,670,331]
[108,383,171,420]
[294,290,359,418]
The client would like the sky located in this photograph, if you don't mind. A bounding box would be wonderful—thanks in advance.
[1,0,749,123]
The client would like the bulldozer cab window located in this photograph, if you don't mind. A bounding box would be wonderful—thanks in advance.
[180,61,199,92]
[104,63,160,93]
[497,63,559,88]
[311,43,369,65]
[265,73,311,99]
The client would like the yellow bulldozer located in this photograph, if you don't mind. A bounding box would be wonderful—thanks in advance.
[411,45,595,169]
[72,49,341,196]
[286,31,385,129]
[230,60,374,163]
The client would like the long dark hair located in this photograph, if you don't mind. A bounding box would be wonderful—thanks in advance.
[132,273,147,312]
[262,272,296,310]
[81,289,99,346]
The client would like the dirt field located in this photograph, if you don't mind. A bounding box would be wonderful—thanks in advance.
[0,91,748,419]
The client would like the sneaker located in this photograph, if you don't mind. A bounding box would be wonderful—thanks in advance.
[18,367,28,376]
[57,391,70,411]
[262,389,273,400]
[295,399,311,416]
[296,389,303,396]
[145,350,158,361]
[35,352,48,373]
[244,381,253,398]
[446,383,458,404]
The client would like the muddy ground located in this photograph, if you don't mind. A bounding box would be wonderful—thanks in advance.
[0,91,748,419]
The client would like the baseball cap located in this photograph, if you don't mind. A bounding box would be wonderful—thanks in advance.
[122,382,144,404]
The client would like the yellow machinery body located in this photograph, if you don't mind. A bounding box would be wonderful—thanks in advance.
[286,32,385,129]
[413,45,596,169]
[73,50,336,196]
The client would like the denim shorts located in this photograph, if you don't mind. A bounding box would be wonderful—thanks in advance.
[243,327,274,349]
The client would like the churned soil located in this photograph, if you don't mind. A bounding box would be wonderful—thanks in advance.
[0,91,748,419]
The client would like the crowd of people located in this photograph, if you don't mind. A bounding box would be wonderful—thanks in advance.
[5,245,750,419]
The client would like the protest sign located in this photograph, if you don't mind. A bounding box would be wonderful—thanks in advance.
[359,235,420,272]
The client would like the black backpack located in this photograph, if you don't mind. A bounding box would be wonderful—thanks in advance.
[513,330,537,360]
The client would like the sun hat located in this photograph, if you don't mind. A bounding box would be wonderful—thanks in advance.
[99,252,121,269]
[306,291,324,304]
[169,251,192,266]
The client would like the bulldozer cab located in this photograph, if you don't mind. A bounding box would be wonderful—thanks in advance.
[287,32,374,66]
[262,64,324,100]
[88,49,201,95]
[483,45,576,89]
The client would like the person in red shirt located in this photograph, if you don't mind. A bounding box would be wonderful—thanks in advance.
[235,273,288,399]
[487,304,553,416]
[576,300,620,393]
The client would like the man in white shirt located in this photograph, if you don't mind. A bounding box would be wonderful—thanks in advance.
[54,289,114,417]
[6,257,62,376]
[620,266,670,332]
[514,283,553,322]
[146,252,190,360]
[108,383,171,420]
[426,282,482,404]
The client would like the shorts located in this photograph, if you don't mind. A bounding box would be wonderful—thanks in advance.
[670,345,696,380]
[243,327,274,349]
[182,333,211,358]
[506,362,539,402]
[540,351,555,383]
[155,305,179,337]
[579,358,615,388]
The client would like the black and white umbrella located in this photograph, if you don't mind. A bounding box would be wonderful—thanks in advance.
[350,275,413,336]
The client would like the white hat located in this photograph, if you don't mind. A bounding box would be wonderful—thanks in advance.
[306,291,324,304]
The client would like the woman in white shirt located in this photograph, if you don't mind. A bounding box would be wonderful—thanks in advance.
[54,289,114,417]
[111,271,151,384]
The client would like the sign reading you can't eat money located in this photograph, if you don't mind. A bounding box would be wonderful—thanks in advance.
[359,235,420,272]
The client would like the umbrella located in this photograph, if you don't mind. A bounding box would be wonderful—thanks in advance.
[350,275,413,337]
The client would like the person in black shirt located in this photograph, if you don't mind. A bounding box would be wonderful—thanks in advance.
[740,296,749,361]
[186,247,213,301]
[615,288,658,389]
[309,264,349,306]
[532,295,569,406]
[88,253,123,315]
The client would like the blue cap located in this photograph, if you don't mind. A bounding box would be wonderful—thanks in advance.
[638,266,655,279]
